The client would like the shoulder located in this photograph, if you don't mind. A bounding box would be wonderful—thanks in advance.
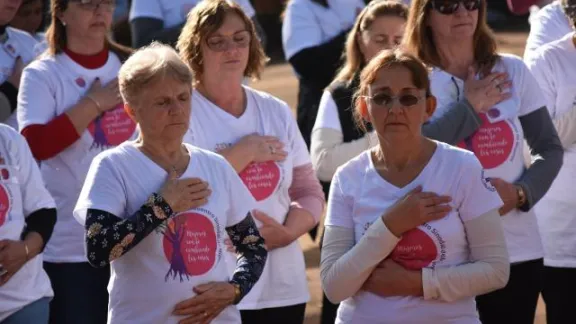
[6,27,37,46]
[92,143,135,169]
[24,54,58,74]
[530,34,572,63]
[495,53,531,78]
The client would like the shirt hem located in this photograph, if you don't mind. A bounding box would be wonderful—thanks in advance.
[237,295,310,310]
[509,252,544,264]
[543,258,576,268]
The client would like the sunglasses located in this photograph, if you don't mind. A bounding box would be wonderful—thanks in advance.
[366,93,424,109]
[206,31,251,52]
[429,0,481,15]
[70,0,116,12]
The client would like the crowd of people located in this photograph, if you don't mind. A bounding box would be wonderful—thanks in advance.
[0,0,575,323]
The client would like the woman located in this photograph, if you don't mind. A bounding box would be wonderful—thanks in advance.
[0,125,56,323]
[9,0,46,42]
[0,0,38,129]
[16,0,136,322]
[282,0,366,150]
[73,42,267,324]
[524,0,571,61]
[310,2,407,323]
[525,4,576,323]
[177,1,325,323]
[321,48,509,324]
[129,0,265,49]
[402,1,563,323]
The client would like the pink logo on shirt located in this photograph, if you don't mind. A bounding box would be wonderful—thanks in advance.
[88,104,136,149]
[75,77,86,88]
[0,184,11,227]
[239,161,281,201]
[390,228,438,270]
[457,114,515,169]
[162,212,217,281]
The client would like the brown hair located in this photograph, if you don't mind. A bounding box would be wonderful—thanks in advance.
[176,0,268,82]
[45,0,132,61]
[354,48,431,132]
[401,0,498,76]
[335,0,409,84]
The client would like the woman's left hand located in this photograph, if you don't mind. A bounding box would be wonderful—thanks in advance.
[489,178,519,216]
[0,240,29,286]
[173,282,235,324]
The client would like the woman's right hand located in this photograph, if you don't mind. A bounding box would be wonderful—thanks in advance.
[237,134,288,163]
[159,171,211,213]
[383,186,452,237]
[86,78,122,112]
[464,67,512,113]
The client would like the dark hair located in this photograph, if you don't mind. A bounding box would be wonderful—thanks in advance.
[354,48,431,132]
[177,0,268,81]
[402,0,499,76]
[45,0,132,61]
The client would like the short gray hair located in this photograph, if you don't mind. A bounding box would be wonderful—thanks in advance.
[119,42,193,105]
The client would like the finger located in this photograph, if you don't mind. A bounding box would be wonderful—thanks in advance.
[426,209,452,222]
[179,178,205,187]
[175,306,207,321]
[251,210,276,224]
[185,181,209,193]
[91,77,102,89]
[425,204,452,216]
[417,192,440,199]
[406,185,423,197]
[466,66,476,82]
[272,151,288,161]
[188,189,211,201]
[174,296,204,312]
[496,92,512,102]
[422,196,452,206]
[186,198,208,210]
[193,282,215,294]
[167,168,180,181]
[106,78,119,88]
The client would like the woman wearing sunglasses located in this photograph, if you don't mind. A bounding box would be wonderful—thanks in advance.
[526,3,576,323]
[403,1,563,323]
[320,48,509,324]
[177,1,325,323]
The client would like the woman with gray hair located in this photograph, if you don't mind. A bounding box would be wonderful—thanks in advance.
[74,42,267,324]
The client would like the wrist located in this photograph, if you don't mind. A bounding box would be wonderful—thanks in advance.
[229,282,242,305]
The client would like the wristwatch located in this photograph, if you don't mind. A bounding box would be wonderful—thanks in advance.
[231,283,242,305]
[516,185,527,208]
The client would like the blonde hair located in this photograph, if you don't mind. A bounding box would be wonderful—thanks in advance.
[118,42,192,106]
[335,0,409,83]
[45,0,132,60]
[401,0,498,76]
[176,0,268,82]
[354,48,431,132]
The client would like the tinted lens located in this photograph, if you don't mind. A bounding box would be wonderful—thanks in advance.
[398,95,419,106]
[431,0,480,14]
[463,0,481,11]
[372,94,393,106]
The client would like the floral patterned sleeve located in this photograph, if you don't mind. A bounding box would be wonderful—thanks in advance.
[225,214,268,303]
[84,193,174,268]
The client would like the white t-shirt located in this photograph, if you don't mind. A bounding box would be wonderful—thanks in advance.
[282,0,365,60]
[313,90,342,132]
[525,32,576,268]
[184,87,311,309]
[0,27,38,129]
[17,52,138,263]
[0,125,55,322]
[326,142,503,324]
[74,143,254,324]
[429,54,546,263]
[129,0,255,28]
[524,1,572,61]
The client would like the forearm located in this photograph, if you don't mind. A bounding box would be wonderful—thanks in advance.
[422,99,482,144]
[518,107,564,210]
[84,193,174,268]
[311,128,377,182]
[320,220,400,303]
[21,208,57,251]
[226,214,268,303]
[422,210,509,302]
[284,207,317,243]
[219,144,254,173]
[65,97,102,135]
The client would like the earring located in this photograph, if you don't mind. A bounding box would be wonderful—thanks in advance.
[61,20,67,26]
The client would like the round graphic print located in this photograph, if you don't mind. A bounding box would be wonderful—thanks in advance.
[88,104,136,148]
[0,184,11,227]
[239,161,281,201]
[162,212,218,278]
[390,228,438,270]
[457,114,515,169]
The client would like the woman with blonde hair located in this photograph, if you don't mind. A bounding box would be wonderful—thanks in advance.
[177,1,325,322]
[74,42,267,324]
[402,1,563,323]
[321,48,509,324]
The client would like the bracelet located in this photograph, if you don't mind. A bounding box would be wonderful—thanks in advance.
[86,94,102,113]
[24,243,30,260]
[516,185,527,208]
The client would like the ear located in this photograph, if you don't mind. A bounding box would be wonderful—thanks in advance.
[423,95,436,123]
[123,103,136,121]
[358,96,369,121]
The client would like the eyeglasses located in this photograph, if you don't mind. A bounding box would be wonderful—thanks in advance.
[429,0,481,15]
[365,93,424,109]
[206,31,251,52]
[70,0,116,12]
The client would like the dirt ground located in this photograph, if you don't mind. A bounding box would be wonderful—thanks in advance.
[250,31,547,324]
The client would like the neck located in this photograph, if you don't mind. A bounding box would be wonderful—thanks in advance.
[436,38,475,79]
[66,35,106,56]
[197,76,245,116]
[139,137,184,165]
[376,136,424,171]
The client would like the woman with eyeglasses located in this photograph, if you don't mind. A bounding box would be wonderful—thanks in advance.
[320,48,509,324]
[177,1,325,323]
[525,3,576,323]
[16,0,147,323]
[402,1,563,323]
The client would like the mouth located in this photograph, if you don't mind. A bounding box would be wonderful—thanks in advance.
[224,59,241,64]
[90,22,107,28]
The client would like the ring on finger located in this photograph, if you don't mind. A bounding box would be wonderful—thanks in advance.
[269,145,276,154]
[496,84,502,93]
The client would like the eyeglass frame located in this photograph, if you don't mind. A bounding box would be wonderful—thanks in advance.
[205,30,252,52]
[362,93,428,110]
[69,0,116,12]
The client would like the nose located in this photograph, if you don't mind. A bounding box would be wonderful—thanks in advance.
[454,2,469,16]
